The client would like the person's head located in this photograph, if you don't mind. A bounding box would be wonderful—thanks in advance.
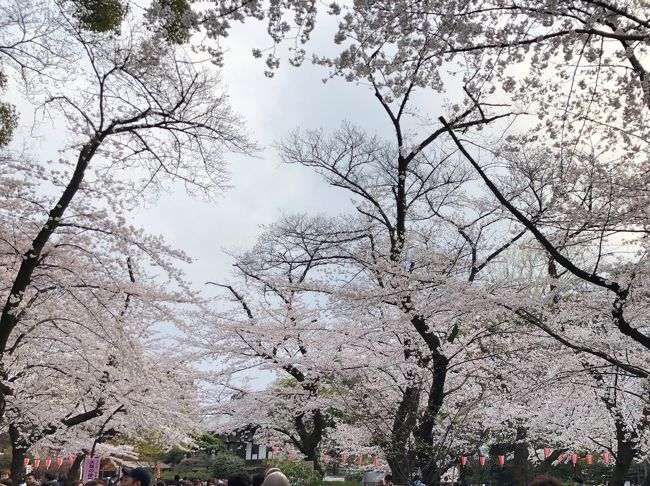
[71,481,84,486]
[156,481,165,486]
[95,480,106,486]
[25,474,38,486]
[528,477,562,486]
[263,470,279,480]
[384,476,392,483]
[174,478,180,483]
[86,481,100,486]
[1,470,10,480]
[227,473,250,486]
[121,468,151,486]
[261,473,288,486]
[251,474,264,486]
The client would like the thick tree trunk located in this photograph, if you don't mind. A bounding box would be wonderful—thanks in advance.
[611,438,635,486]
[10,424,29,482]
[293,410,325,474]
[387,381,420,484]
[416,354,448,486]
[10,446,26,484]
[65,455,84,486]
[513,426,529,486]
[385,457,410,486]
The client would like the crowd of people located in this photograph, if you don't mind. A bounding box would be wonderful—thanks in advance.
[0,466,292,486]
[0,466,569,486]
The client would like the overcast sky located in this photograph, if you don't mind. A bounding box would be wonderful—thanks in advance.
[5,8,449,300]
[131,15,443,294]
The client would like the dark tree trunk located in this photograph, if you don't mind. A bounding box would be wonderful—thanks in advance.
[10,424,28,482]
[292,409,326,474]
[611,438,635,486]
[65,455,84,486]
[10,445,26,484]
[10,448,26,485]
[387,384,419,484]
[513,426,529,486]
[413,321,448,486]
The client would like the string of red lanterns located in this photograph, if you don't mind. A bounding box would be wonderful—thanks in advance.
[454,449,613,467]
[21,455,78,469]
[17,448,614,471]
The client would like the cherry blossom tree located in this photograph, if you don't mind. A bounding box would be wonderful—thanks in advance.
[0,0,255,429]
[203,117,527,485]
[193,214,360,473]
[311,3,649,483]
[0,161,203,477]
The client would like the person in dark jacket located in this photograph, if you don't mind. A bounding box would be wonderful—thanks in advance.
[227,473,250,486]
[528,477,562,486]
[42,473,60,486]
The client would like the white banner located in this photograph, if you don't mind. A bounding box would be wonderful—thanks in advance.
[82,458,101,482]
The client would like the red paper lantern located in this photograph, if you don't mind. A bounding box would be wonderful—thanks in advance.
[69,454,75,463]
[460,456,467,467]
[357,455,362,465]
[479,456,486,467]
[46,459,52,469]
[341,453,346,462]
[571,453,578,465]
[373,457,378,466]
[601,452,610,464]
[34,459,40,469]
[585,454,593,465]
[57,458,63,467]
[23,458,29,466]
[323,454,330,463]
[498,455,505,466]
[272,447,279,454]
[543,448,552,458]
[557,452,565,463]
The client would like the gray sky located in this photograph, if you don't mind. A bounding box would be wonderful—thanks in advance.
[132,17,412,292]
[5,9,448,298]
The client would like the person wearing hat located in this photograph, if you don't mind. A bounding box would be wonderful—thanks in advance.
[121,468,150,486]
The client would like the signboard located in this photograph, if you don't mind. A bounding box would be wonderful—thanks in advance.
[82,458,101,482]
[24,466,32,475]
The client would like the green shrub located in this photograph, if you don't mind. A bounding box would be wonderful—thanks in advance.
[345,471,364,483]
[323,482,363,486]
[211,453,247,479]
